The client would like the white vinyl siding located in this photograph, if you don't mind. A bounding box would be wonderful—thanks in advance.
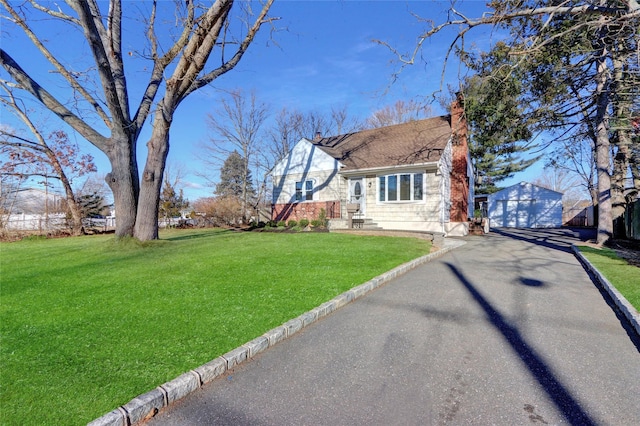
[295,180,314,201]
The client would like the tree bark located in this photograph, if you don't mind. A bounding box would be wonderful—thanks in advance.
[594,54,613,245]
[105,132,139,238]
[611,137,630,238]
[630,143,640,191]
[52,160,84,236]
[134,106,170,240]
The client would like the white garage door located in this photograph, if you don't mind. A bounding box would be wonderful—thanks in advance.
[492,199,536,228]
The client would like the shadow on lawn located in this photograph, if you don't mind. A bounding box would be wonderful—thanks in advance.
[161,228,237,242]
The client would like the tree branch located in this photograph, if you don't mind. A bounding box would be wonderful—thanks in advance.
[375,3,631,67]
[0,81,48,150]
[169,0,233,101]
[0,49,109,149]
[133,0,196,133]
[29,0,79,24]
[68,0,130,130]
[186,0,277,97]
[0,0,111,126]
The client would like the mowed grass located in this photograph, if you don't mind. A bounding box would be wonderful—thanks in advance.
[0,228,431,425]
[578,246,640,311]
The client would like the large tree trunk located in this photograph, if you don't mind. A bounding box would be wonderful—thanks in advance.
[60,178,84,236]
[611,137,630,238]
[105,133,139,238]
[134,110,170,241]
[594,53,613,245]
[610,48,633,239]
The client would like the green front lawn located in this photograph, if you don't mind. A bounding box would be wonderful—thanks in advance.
[0,229,431,425]
[578,246,640,311]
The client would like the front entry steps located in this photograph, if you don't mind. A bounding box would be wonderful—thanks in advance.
[468,218,489,235]
[352,218,383,230]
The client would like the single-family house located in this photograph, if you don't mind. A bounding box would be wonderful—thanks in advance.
[487,182,563,228]
[270,99,474,236]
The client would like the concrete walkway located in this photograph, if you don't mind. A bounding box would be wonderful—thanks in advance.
[146,228,639,425]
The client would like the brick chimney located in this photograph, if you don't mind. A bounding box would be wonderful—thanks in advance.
[449,92,470,223]
[313,131,322,142]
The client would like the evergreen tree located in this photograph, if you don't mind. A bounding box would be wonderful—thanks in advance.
[216,151,255,222]
[461,42,541,194]
[159,177,189,224]
[77,192,106,218]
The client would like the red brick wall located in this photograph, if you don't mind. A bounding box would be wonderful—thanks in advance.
[272,201,341,222]
[450,95,470,222]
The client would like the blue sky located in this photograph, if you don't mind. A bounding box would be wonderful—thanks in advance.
[1,0,547,201]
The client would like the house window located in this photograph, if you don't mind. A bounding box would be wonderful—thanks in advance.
[295,180,314,201]
[388,175,397,201]
[400,174,411,200]
[378,173,424,202]
[414,173,423,200]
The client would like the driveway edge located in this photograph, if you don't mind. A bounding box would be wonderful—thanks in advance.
[88,239,466,426]
[572,245,640,338]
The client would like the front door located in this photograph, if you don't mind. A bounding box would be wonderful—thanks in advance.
[349,178,365,217]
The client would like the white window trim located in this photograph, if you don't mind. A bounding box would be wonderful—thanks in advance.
[377,172,425,203]
[294,179,315,202]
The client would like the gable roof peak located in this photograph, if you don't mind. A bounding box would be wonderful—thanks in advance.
[311,115,455,171]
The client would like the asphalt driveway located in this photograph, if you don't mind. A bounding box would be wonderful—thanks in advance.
[146,228,639,425]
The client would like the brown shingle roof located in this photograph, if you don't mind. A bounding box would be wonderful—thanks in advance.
[314,115,452,171]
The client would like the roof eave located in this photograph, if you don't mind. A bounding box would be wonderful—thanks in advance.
[338,162,440,177]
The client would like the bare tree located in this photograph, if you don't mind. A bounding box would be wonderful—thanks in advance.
[548,136,597,206]
[201,89,269,222]
[267,106,363,153]
[0,84,96,235]
[267,108,306,164]
[534,167,584,204]
[365,99,432,128]
[1,0,276,240]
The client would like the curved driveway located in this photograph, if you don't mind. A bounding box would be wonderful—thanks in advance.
[147,228,640,425]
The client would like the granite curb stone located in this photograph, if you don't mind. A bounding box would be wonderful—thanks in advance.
[243,335,270,358]
[192,357,226,385]
[159,371,201,405]
[88,238,466,426]
[121,388,165,425]
[222,346,249,369]
[572,244,640,338]
[262,326,286,346]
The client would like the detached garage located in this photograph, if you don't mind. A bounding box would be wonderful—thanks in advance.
[488,182,563,228]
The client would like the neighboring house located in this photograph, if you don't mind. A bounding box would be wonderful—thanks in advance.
[270,99,474,236]
[487,182,563,228]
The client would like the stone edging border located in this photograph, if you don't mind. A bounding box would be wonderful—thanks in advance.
[572,245,640,338]
[88,240,467,426]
